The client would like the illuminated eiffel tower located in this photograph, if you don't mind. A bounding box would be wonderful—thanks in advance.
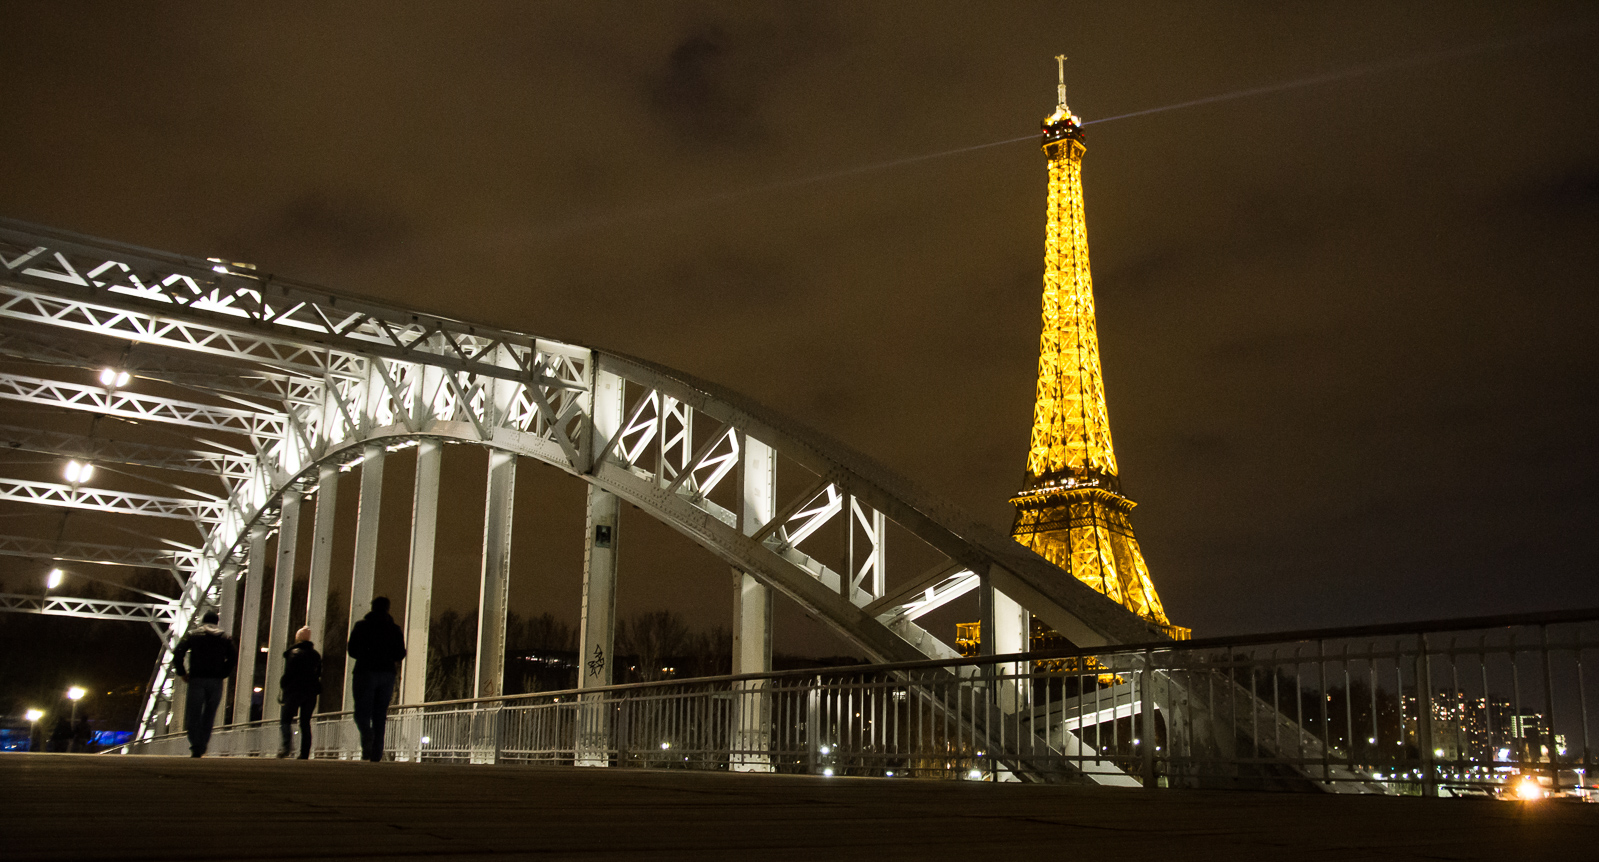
[1010,57,1189,640]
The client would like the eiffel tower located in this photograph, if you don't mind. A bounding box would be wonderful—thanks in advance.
[1010,57,1189,641]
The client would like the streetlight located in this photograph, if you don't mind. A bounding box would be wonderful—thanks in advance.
[25,708,43,752]
[46,568,64,590]
[66,687,85,752]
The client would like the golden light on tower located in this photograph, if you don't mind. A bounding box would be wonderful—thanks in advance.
[1011,56,1188,640]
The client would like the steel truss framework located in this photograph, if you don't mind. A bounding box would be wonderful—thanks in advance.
[0,219,1172,769]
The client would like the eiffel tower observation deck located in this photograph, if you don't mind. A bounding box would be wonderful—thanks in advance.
[1011,58,1189,640]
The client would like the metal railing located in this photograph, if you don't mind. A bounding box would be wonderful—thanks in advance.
[120,608,1599,797]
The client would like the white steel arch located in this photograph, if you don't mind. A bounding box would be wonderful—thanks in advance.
[0,218,1170,744]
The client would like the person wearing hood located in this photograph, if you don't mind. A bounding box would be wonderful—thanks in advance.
[278,626,322,759]
[171,610,237,757]
[346,596,406,762]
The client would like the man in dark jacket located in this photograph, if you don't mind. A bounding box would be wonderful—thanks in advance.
[172,610,237,757]
[278,625,322,759]
[346,596,406,762]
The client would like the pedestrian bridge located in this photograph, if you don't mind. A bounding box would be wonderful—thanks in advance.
[122,608,1598,798]
[2,220,1595,799]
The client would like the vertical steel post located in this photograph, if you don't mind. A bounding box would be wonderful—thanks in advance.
[263,492,302,713]
[1416,634,1436,797]
[474,449,516,698]
[304,463,339,652]
[345,444,385,710]
[232,527,268,726]
[576,367,623,766]
[170,676,188,734]
[576,483,619,765]
[400,439,441,708]
[990,587,1028,716]
[216,565,238,727]
[1141,648,1157,787]
[1540,625,1561,792]
[731,434,775,772]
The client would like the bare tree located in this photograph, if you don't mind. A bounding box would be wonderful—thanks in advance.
[618,610,692,682]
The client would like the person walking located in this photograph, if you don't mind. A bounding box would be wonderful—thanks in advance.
[172,610,237,757]
[346,596,405,762]
[277,626,322,759]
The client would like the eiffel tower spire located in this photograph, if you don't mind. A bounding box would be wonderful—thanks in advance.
[1011,62,1187,638]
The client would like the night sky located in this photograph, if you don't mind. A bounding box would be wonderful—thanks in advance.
[2,2,1596,650]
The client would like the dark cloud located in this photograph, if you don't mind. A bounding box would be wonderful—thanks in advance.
[264,190,411,259]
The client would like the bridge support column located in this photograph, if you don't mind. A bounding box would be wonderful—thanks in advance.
[400,440,440,708]
[233,526,268,725]
[304,463,339,674]
[170,676,188,735]
[989,586,1029,713]
[473,450,515,699]
[345,444,385,711]
[216,564,238,727]
[577,485,619,766]
[575,368,623,767]
[263,492,303,713]
[730,435,775,772]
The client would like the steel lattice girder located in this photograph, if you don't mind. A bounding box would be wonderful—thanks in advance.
[0,592,178,624]
[0,326,325,410]
[0,533,200,570]
[0,422,253,481]
[0,478,227,524]
[0,372,288,439]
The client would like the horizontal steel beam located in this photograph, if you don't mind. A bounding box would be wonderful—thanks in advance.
[0,532,200,570]
[0,422,253,480]
[0,591,179,624]
[0,325,325,408]
[0,477,227,523]
[0,371,287,439]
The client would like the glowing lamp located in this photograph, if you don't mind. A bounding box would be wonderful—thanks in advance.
[25,708,44,722]
[67,686,86,701]
[46,568,64,589]
[63,460,94,483]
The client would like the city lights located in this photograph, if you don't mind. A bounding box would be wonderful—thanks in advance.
[63,460,94,483]
[1515,778,1544,801]
[97,367,130,387]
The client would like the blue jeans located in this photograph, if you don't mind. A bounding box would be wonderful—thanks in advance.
[351,671,395,761]
[184,676,225,756]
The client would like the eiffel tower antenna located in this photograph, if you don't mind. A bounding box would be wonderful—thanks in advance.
[1055,54,1067,109]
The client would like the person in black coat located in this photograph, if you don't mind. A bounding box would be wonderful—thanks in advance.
[172,610,237,757]
[346,596,406,762]
[278,626,322,759]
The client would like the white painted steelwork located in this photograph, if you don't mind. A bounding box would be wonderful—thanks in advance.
[0,218,1167,747]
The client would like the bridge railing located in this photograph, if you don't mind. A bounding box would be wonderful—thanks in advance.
[119,608,1599,797]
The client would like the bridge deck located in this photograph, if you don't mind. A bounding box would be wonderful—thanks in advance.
[2,754,1594,860]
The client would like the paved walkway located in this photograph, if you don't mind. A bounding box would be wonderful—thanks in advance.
[2,753,1595,860]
